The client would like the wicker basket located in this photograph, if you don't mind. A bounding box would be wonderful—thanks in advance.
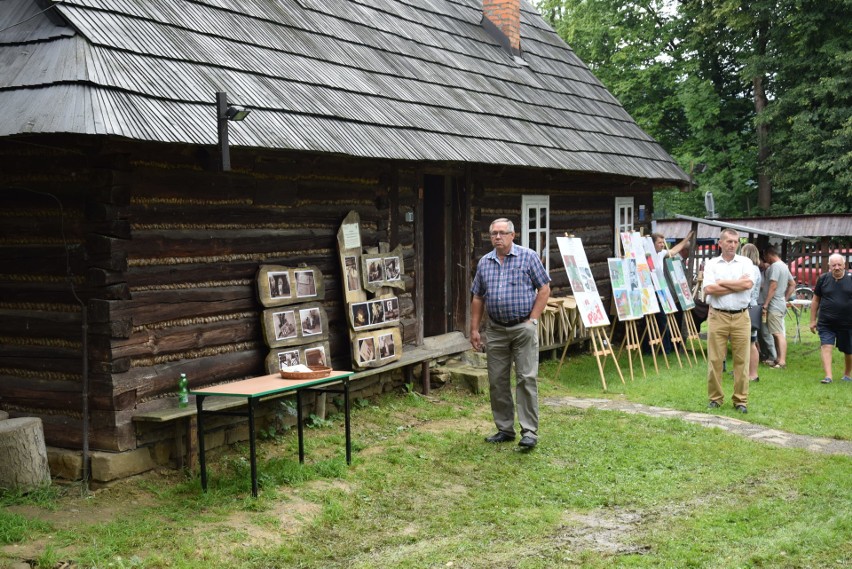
[279,365,332,379]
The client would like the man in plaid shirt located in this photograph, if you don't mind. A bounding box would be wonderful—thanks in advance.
[470,218,551,449]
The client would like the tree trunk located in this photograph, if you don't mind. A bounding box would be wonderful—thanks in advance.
[754,74,771,211]
[0,417,52,492]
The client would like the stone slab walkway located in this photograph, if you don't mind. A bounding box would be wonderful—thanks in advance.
[543,396,852,457]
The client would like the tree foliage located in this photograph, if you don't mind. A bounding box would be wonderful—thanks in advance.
[536,0,852,217]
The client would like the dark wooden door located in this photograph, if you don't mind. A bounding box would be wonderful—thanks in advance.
[422,174,468,337]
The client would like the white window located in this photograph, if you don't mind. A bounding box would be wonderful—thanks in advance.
[614,197,634,255]
[521,195,550,271]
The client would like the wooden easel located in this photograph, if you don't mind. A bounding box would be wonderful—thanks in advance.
[682,308,705,361]
[641,313,668,373]
[618,319,646,381]
[589,325,624,391]
[664,312,689,367]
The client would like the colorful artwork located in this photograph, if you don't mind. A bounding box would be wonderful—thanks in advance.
[557,237,609,328]
[666,257,695,310]
[607,258,642,321]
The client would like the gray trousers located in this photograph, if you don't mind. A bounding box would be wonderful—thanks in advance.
[758,323,776,361]
[485,320,539,439]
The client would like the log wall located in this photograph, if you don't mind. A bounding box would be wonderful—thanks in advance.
[0,136,417,451]
[1,134,653,457]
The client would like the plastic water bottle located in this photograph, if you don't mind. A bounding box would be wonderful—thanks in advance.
[178,373,189,408]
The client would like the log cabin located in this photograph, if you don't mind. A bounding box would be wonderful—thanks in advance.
[0,0,688,480]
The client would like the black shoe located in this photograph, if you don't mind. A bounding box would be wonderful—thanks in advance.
[518,436,537,449]
[735,405,748,414]
[485,432,515,443]
[708,401,721,409]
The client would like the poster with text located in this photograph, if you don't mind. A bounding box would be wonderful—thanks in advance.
[557,237,609,328]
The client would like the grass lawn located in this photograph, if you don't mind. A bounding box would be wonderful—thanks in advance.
[1,311,850,568]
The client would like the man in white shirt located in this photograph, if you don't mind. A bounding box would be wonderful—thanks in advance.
[702,228,754,413]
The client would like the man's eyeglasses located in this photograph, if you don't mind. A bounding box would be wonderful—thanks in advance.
[490,231,513,237]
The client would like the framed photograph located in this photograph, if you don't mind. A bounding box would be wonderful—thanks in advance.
[359,246,405,292]
[351,328,401,369]
[344,255,361,292]
[277,349,300,369]
[257,265,324,307]
[366,258,385,284]
[304,345,327,367]
[349,297,400,331]
[351,302,370,329]
[263,303,328,347]
[370,299,385,324]
[295,269,317,298]
[357,337,376,364]
[273,310,298,340]
[300,307,322,336]
[268,272,291,298]
[265,341,331,374]
[378,333,395,359]
[383,297,399,320]
[383,256,401,281]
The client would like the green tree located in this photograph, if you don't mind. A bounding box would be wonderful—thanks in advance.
[537,0,852,217]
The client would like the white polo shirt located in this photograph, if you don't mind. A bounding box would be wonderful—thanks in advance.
[703,254,754,311]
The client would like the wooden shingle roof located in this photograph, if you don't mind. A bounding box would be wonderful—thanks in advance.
[0,0,689,183]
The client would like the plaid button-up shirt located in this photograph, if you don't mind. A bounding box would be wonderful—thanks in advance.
[471,243,550,324]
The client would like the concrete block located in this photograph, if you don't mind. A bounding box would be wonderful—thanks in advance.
[446,365,490,394]
[47,447,83,480]
[90,448,156,482]
[226,423,251,445]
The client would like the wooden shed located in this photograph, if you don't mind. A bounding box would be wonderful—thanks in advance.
[0,0,688,477]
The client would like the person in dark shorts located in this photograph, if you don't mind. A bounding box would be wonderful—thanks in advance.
[809,253,852,384]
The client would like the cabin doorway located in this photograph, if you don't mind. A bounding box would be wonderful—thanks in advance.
[422,174,467,337]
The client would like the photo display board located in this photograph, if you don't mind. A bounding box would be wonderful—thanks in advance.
[619,232,660,315]
[337,210,402,369]
[557,236,609,328]
[257,265,324,308]
[262,302,329,348]
[264,341,331,374]
[665,257,695,310]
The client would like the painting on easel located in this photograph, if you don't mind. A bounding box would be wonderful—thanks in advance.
[557,237,609,328]
[665,257,695,310]
[608,258,643,321]
[620,232,661,316]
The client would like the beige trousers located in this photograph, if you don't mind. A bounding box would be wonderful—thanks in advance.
[707,309,750,407]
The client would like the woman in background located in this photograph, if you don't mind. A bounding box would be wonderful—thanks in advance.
[741,243,763,382]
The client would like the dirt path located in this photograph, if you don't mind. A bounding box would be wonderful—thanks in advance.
[544,396,852,456]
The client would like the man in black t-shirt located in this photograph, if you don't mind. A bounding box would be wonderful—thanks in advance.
[809,253,852,384]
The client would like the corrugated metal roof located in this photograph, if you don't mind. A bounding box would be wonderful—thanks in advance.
[656,215,852,241]
[0,0,688,183]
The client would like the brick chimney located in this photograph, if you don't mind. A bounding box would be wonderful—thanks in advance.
[482,0,521,56]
